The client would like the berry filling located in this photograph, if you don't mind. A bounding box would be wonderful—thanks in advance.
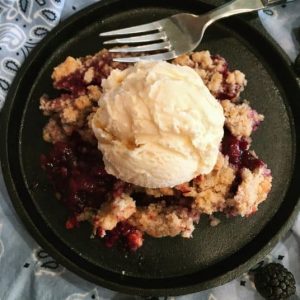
[54,70,87,95]
[40,135,117,213]
[222,130,265,197]
[104,222,143,251]
[221,130,263,171]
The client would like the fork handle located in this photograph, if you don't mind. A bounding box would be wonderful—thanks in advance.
[206,0,292,25]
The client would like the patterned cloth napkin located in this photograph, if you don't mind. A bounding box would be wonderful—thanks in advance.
[0,1,299,299]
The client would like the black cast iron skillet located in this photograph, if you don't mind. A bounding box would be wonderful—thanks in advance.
[1,0,300,296]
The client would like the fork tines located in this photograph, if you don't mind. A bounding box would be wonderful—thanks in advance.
[99,20,175,62]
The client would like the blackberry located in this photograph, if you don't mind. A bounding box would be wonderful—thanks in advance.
[254,263,296,300]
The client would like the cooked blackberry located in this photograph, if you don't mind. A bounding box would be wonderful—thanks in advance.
[254,263,296,300]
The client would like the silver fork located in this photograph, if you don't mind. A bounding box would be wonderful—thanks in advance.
[100,0,291,62]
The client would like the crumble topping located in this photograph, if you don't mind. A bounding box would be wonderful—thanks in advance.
[222,100,264,138]
[93,193,136,231]
[193,153,236,215]
[226,70,246,86]
[145,187,175,198]
[207,72,223,94]
[209,215,221,227]
[128,201,199,238]
[42,118,66,143]
[40,86,101,143]
[52,56,82,82]
[191,50,213,68]
[83,67,95,83]
[226,166,272,217]
[173,52,247,101]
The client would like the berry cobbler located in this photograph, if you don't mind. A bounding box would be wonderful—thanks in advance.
[40,49,272,251]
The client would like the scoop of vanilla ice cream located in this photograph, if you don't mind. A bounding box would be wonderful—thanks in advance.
[92,61,224,188]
